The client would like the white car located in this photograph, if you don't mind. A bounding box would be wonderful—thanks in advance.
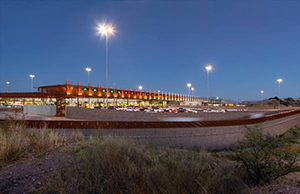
[144,108,153,113]
[125,107,134,112]
[133,108,140,112]
[116,107,124,111]
[153,108,164,113]
[187,108,197,113]
[219,109,227,113]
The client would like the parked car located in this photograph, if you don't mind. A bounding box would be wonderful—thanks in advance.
[196,109,203,113]
[219,109,227,113]
[203,109,212,113]
[139,108,146,112]
[125,107,134,111]
[163,108,171,113]
[116,107,124,111]
[144,108,153,113]
[153,108,164,113]
[186,108,198,113]
[133,107,140,112]
[107,106,115,110]
[177,108,186,113]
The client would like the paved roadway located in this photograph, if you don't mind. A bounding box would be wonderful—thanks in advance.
[0,111,50,120]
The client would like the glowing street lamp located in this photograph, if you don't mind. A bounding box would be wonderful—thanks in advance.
[6,81,10,91]
[187,83,191,101]
[205,65,212,72]
[205,65,213,104]
[85,67,92,84]
[191,87,194,96]
[139,85,143,97]
[96,23,115,108]
[29,74,35,92]
[277,78,283,109]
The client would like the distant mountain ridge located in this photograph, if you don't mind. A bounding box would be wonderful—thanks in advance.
[241,96,300,107]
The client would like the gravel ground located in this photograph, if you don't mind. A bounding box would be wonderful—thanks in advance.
[245,184,300,194]
[0,147,73,194]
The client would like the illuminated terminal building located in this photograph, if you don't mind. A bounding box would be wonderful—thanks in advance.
[0,81,204,116]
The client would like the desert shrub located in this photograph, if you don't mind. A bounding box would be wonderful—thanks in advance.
[0,119,29,163]
[27,127,67,152]
[0,119,83,166]
[37,137,245,194]
[281,126,300,142]
[231,127,300,186]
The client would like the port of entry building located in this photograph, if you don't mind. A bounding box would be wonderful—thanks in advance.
[0,81,204,116]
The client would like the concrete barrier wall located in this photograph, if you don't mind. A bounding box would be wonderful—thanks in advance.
[65,114,300,150]
[24,105,56,116]
[65,107,255,121]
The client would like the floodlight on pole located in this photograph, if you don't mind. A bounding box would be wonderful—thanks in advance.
[205,65,213,105]
[29,74,35,92]
[187,83,191,101]
[138,85,143,102]
[85,67,92,84]
[96,22,115,108]
[191,87,194,97]
[261,90,264,107]
[6,81,10,91]
[277,78,283,109]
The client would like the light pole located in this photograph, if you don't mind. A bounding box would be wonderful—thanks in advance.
[205,65,213,105]
[138,85,142,106]
[96,23,115,108]
[277,79,283,109]
[85,67,91,84]
[29,74,35,92]
[191,87,194,100]
[261,90,264,107]
[187,83,191,101]
[6,81,10,92]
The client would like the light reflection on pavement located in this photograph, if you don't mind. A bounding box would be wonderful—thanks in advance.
[157,117,203,122]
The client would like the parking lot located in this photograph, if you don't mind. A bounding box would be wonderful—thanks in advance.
[0,105,282,122]
[65,106,269,122]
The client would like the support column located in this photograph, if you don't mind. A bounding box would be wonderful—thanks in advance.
[56,97,66,116]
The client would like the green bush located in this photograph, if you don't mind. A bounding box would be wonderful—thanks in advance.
[37,137,245,194]
[232,127,300,186]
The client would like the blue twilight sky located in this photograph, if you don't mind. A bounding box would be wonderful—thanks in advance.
[0,0,300,101]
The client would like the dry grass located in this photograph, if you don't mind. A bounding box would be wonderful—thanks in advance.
[0,119,83,167]
[37,136,245,194]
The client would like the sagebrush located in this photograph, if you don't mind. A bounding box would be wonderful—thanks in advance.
[37,137,245,194]
[231,127,300,186]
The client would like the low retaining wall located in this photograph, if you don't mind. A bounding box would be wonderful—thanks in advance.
[24,105,56,116]
[59,113,300,150]
[65,107,255,121]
